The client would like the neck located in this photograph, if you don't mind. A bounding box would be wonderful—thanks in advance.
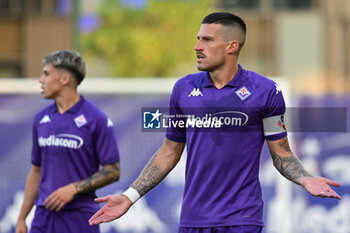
[55,90,80,114]
[209,63,239,89]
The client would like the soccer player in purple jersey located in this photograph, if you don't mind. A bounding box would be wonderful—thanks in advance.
[16,50,120,233]
[89,12,341,233]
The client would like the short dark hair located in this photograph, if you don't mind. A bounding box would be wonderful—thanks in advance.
[202,12,246,53]
[202,12,246,33]
[43,50,86,85]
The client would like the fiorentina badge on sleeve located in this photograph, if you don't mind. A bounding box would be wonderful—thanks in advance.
[74,114,87,128]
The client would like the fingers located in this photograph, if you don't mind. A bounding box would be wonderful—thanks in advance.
[322,190,341,199]
[44,193,66,211]
[89,209,104,225]
[324,178,341,187]
[15,222,27,233]
[316,187,341,200]
[16,228,27,233]
[305,176,341,200]
[101,216,118,223]
[44,195,58,211]
[321,178,341,199]
[43,194,52,206]
[89,214,115,225]
[89,215,105,225]
[56,202,66,212]
[94,196,109,203]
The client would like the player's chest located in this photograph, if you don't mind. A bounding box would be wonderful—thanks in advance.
[36,113,93,149]
[179,86,263,111]
[178,86,265,126]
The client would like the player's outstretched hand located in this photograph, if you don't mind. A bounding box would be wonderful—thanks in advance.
[89,194,132,225]
[301,176,341,199]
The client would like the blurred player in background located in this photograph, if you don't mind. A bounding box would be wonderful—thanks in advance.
[16,50,120,233]
[89,12,340,233]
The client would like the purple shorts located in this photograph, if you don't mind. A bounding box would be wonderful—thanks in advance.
[29,206,100,233]
[179,226,263,233]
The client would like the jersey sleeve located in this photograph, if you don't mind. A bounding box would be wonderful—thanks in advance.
[165,80,186,143]
[262,82,287,141]
[93,116,120,165]
[31,116,41,166]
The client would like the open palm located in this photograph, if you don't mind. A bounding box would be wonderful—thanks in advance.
[89,194,132,225]
[302,176,341,199]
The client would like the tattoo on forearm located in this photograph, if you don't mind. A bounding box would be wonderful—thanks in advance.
[131,155,165,196]
[75,163,120,193]
[278,138,291,152]
[270,139,311,184]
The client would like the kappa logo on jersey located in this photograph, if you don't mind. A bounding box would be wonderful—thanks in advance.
[107,118,114,127]
[39,115,51,124]
[74,114,87,128]
[188,88,203,97]
[143,109,162,129]
[275,84,281,95]
[235,86,252,101]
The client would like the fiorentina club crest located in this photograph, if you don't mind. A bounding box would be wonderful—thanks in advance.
[74,114,87,128]
[235,86,252,101]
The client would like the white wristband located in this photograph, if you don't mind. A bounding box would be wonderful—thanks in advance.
[122,187,140,204]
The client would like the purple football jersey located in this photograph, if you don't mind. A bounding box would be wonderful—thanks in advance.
[31,96,120,212]
[166,65,287,227]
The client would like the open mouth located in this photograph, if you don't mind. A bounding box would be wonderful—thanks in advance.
[196,53,205,61]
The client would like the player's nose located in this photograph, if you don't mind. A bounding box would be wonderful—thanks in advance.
[194,40,203,51]
[39,74,45,84]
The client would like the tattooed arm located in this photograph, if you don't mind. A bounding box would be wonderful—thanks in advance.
[75,162,120,193]
[267,137,341,199]
[267,137,312,185]
[89,139,185,225]
[44,162,120,211]
[130,139,185,196]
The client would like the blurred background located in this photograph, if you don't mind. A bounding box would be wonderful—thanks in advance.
[0,0,349,233]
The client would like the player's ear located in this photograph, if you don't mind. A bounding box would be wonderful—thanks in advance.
[60,73,71,86]
[227,40,240,54]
